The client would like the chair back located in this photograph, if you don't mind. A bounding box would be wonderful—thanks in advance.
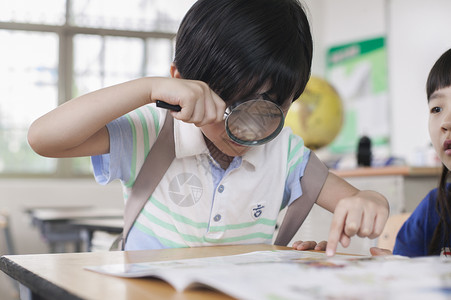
[377,212,411,251]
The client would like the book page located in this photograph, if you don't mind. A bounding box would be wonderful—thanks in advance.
[85,250,451,299]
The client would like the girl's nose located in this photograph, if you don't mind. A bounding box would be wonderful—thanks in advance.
[441,112,451,131]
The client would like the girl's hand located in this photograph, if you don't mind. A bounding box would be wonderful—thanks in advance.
[326,190,389,256]
[370,247,392,256]
[292,240,327,251]
[150,77,226,127]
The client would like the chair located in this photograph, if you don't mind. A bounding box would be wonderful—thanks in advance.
[377,212,411,251]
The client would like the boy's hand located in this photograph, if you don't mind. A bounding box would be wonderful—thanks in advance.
[292,240,327,251]
[150,77,226,127]
[326,191,389,257]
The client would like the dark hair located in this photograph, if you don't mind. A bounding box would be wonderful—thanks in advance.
[174,0,313,106]
[427,48,451,100]
[426,48,451,255]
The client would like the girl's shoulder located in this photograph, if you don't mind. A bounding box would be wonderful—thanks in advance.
[420,182,451,208]
[408,186,444,224]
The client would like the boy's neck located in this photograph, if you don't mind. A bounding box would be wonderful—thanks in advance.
[203,136,234,170]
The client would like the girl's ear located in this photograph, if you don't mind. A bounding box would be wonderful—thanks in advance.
[170,63,182,78]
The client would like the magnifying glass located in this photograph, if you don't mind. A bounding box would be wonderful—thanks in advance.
[156,98,284,146]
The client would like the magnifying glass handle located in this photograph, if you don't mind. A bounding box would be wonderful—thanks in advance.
[156,100,182,112]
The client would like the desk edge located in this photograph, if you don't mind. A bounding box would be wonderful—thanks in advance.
[0,255,83,300]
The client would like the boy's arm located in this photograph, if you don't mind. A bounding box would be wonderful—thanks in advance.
[316,172,389,256]
[28,78,154,158]
[28,77,225,158]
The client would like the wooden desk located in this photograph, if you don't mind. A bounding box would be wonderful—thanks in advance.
[0,244,287,300]
[28,207,123,253]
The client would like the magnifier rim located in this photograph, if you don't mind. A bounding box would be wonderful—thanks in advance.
[224,99,285,146]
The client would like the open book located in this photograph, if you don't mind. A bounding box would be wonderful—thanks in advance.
[85,250,450,300]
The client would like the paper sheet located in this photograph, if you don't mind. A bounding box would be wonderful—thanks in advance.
[85,250,451,300]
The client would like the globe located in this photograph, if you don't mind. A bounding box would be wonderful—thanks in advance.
[285,76,343,150]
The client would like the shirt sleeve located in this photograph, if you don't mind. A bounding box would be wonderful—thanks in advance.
[282,137,310,208]
[91,104,164,186]
[282,134,328,209]
[91,115,134,185]
[275,149,329,246]
[284,149,310,206]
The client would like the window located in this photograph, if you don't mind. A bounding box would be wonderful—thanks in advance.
[0,30,58,174]
[0,0,196,177]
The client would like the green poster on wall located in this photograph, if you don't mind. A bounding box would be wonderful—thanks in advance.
[326,37,389,154]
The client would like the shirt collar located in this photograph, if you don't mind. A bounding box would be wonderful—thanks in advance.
[174,119,209,158]
[173,119,265,170]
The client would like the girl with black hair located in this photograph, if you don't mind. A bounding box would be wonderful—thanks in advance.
[372,48,451,257]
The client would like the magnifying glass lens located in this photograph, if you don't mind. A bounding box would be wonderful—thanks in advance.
[156,99,284,146]
[225,99,284,146]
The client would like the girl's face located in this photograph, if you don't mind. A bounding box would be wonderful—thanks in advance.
[428,86,451,169]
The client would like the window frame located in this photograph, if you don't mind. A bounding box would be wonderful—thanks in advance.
[0,1,176,178]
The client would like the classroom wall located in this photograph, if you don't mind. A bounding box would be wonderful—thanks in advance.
[388,0,451,163]
[305,0,451,164]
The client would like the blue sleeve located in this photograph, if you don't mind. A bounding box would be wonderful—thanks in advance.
[282,148,311,208]
[393,189,438,257]
[91,116,134,185]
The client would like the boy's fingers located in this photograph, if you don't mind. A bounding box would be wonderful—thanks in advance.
[357,210,375,237]
[292,241,317,250]
[291,240,302,248]
[327,209,347,256]
[343,208,362,237]
[369,213,388,239]
[339,232,351,247]
[168,81,226,127]
[314,240,327,251]
[212,92,227,123]
[201,91,225,126]
[193,100,207,126]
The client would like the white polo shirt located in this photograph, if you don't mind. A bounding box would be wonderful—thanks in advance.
[92,104,311,250]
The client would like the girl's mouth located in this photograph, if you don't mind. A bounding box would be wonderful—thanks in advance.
[443,140,451,154]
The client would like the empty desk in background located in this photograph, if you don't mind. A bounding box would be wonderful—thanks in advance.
[27,207,123,253]
[69,218,124,252]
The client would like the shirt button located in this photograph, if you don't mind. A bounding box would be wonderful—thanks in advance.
[213,214,221,222]
[218,185,224,193]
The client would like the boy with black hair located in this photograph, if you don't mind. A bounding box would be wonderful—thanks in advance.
[28,0,389,256]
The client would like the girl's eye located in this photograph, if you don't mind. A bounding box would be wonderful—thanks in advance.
[430,107,442,114]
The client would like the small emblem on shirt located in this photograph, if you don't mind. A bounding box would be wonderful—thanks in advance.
[252,204,265,219]
[168,173,203,207]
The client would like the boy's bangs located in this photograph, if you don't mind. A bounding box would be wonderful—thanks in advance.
[211,61,304,107]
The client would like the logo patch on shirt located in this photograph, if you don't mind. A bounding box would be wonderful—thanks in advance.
[168,173,203,207]
[251,204,265,219]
